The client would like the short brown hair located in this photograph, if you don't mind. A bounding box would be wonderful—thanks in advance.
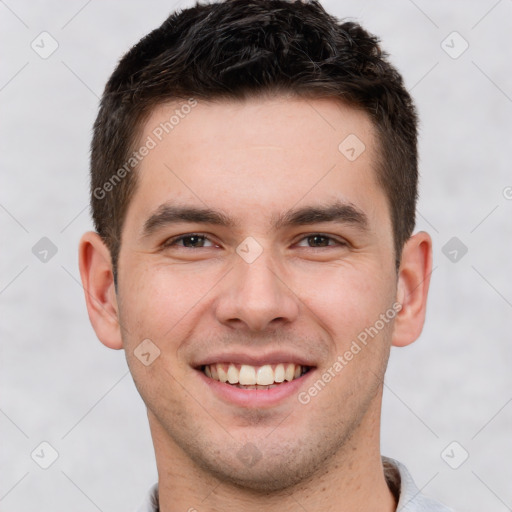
[90,0,418,280]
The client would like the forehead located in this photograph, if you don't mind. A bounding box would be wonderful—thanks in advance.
[126,95,389,235]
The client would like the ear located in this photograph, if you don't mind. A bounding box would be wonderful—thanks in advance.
[392,231,433,347]
[78,231,123,350]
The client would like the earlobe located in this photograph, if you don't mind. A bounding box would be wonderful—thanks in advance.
[392,231,433,348]
[78,232,123,350]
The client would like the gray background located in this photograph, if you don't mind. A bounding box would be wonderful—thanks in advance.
[1,1,511,511]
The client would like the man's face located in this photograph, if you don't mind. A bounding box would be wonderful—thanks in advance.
[116,96,398,490]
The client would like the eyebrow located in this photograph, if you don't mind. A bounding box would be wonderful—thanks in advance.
[141,199,369,238]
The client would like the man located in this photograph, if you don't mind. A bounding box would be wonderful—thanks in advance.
[78,0,453,510]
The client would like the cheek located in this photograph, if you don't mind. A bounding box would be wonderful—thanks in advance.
[117,262,218,346]
[117,266,203,401]
[292,261,394,339]
[302,265,395,408]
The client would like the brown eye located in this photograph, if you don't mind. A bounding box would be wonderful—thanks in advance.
[163,233,214,248]
[296,234,346,248]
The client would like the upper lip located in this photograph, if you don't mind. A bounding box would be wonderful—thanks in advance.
[193,350,317,368]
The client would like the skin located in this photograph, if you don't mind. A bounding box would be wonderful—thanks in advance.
[79,95,432,512]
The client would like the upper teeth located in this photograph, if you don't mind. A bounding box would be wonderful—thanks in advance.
[204,363,306,385]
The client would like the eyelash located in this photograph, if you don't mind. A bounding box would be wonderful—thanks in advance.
[162,233,348,249]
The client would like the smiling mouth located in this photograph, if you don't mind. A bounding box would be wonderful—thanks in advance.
[200,363,313,390]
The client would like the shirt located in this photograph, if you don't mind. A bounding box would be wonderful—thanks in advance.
[136,456,454,511]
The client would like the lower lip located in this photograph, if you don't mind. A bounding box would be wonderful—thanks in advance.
[196,368,316,408]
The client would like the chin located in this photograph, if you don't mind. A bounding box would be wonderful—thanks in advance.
[202,455,316,493]
[182,434,332,494]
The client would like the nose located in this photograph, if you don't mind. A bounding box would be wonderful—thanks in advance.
[214,248,300,332]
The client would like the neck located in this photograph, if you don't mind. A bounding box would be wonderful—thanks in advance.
[149,402,396,512]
